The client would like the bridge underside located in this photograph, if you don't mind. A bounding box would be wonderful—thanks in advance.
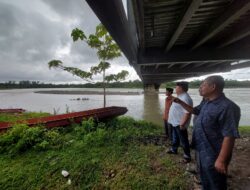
[86,0,250,85]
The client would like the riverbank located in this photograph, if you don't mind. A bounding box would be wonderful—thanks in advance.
[0,114,190,189]
[0,112,249,189]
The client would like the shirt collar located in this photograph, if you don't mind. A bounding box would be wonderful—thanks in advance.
[177,92,187,97]
[207,93,225,104]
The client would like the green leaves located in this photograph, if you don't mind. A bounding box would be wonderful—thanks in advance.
[48,60,63,69]
[70,24,121,61]
[105,70,129,82]
[85,24,121,60]
[47,59,128,83]
[48,61,93,82]
[63,67,93,80]
[99,61,110,70]
[88,34,103,48]
[90,62,110,74]
[95,24,107,37]
[48,23,129,107]
[71,28,86,42]
[116,70,129,80]
[0,124,62,154]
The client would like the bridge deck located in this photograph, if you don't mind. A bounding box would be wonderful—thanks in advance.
[86,0,250,84]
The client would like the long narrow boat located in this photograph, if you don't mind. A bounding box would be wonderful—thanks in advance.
[0,106,127,132]
[0,109,25,113]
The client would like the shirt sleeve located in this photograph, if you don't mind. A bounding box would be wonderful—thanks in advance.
[193,99,205,115]
[181,95,193,114]
[220,103,241,138]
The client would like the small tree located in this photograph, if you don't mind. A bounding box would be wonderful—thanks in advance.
[48,24,129,107]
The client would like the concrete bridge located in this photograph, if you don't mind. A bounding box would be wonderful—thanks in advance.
[86,0,250,90]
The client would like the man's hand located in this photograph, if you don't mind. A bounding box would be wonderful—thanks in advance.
[172,97,181,103]
[179,125,186,130]
[215,158,227,174]
[171,97,194,113]
[215,137,235,175]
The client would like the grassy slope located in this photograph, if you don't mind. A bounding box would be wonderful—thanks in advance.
[0,114,189,190]
[239,126,250,136]
[0,112,50,122]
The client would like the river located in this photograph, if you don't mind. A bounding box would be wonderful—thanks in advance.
[0,88,249,126]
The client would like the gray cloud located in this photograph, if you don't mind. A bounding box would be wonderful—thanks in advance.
[0,0,139,83]
[0,1,70,81]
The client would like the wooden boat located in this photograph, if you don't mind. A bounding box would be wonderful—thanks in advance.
[0,109,25,113]
[0,106,127,132]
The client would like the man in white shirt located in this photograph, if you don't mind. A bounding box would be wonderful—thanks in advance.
[167,81,193,163]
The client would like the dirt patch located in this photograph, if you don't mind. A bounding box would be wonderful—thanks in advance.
[127,134,250,189]
[186,136,250,190]
[228,136,250,190]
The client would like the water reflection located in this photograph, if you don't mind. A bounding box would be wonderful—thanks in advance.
[143,93,163,126]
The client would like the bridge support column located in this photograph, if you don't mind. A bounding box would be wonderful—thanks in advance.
[144,83,160,94]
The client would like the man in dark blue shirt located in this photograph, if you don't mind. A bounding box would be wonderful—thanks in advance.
[173,75,240,190]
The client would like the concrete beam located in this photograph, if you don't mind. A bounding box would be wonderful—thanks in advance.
[231,61,250,70]
[139,39,250,64]
[165,0,202,52]
[192,0,250,50]
[140,62,232,75]
[130,0,145,50]
[86,0,137,63]
[218,25,250,48]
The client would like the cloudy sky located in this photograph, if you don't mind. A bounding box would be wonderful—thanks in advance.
[0,0,249,84]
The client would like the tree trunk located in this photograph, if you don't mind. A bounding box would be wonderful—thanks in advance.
[103,69,106,107]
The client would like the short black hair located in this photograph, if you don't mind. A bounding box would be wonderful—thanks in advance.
[166,87,173,94]
[176,81,189,92]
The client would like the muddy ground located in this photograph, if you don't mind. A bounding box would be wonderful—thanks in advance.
[228,135,250,190]
[146,134,250,190]
[186,135,250,190]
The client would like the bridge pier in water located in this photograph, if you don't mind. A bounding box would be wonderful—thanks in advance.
[144,83,160,94]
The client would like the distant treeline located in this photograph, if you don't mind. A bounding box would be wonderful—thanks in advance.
[0,80,143,89]
[0,79,250,89]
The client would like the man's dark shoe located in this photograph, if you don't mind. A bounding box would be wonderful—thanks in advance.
[183,154,191,163]
[167,150,177,154]
[181,157,191,164]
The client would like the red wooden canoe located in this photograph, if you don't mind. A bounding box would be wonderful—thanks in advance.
[0,109,25,113]
[0,106,127,132]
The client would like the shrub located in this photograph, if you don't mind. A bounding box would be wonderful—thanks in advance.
[74,117,96,137]
[105,117,135,130]
[14,127,44,152]
[44,130,61,145]
[82,117,95,132]
[0,124,64,154]
[0,124,29,153]
[83,128,110,146]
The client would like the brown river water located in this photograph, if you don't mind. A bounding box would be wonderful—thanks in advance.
[0,88,249,126]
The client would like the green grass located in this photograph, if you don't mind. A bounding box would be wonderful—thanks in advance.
[0,114,190,190]
[239,126,250,136]
[0,112,50,122]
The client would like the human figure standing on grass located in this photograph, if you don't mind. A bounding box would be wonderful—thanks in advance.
[163,87,174,144]
[167,82,193,163]
[172,75,240,190]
